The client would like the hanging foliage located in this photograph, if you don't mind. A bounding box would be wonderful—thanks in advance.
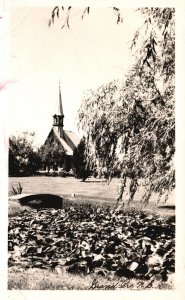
[77,8,175,205]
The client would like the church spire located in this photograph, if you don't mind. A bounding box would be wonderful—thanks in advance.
[58,81,64,116]
[53,81,64,138]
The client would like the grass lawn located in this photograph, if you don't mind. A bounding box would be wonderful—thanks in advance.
[9,176,175,212]
[9,176,130,199]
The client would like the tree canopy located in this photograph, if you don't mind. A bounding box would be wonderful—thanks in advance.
[39,141,66,173]
[77,8,175,204]
[9,132,41,176]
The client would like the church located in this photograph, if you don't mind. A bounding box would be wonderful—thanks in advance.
[44,83,80,171]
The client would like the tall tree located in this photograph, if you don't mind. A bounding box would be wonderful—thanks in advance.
[48,7,175,205]
[73,137,92,181]
[77,8,175,205]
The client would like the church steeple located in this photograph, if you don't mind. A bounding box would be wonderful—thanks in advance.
[53,82,64,137]
[58,81,63,116]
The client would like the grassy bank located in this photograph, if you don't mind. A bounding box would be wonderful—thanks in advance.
[8,267,174,290]
[9,196,175,218]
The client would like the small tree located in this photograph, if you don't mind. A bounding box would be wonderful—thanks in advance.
[73,137,92,181]
[39,142,66,173]
[9,132,41,176]
[9,147,19,176]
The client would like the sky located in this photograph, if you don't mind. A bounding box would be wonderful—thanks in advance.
[3,5,144,145]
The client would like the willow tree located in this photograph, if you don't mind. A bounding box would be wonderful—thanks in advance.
[77,8,175,205]
[49,7,175,205]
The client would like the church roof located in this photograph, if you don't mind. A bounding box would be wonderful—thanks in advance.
[51,127,80,155]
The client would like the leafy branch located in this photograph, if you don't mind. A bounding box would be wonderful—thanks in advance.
[48,6,123,30]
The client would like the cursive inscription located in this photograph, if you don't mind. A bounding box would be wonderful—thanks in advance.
[88,278,155,290]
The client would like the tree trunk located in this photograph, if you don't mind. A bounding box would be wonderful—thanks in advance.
[114,172,126,211]
[127,178,138,205]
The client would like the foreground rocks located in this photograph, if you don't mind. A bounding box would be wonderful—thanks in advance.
[8,206,175,282]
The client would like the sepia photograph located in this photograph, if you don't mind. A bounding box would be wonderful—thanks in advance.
[1,0,182,296]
